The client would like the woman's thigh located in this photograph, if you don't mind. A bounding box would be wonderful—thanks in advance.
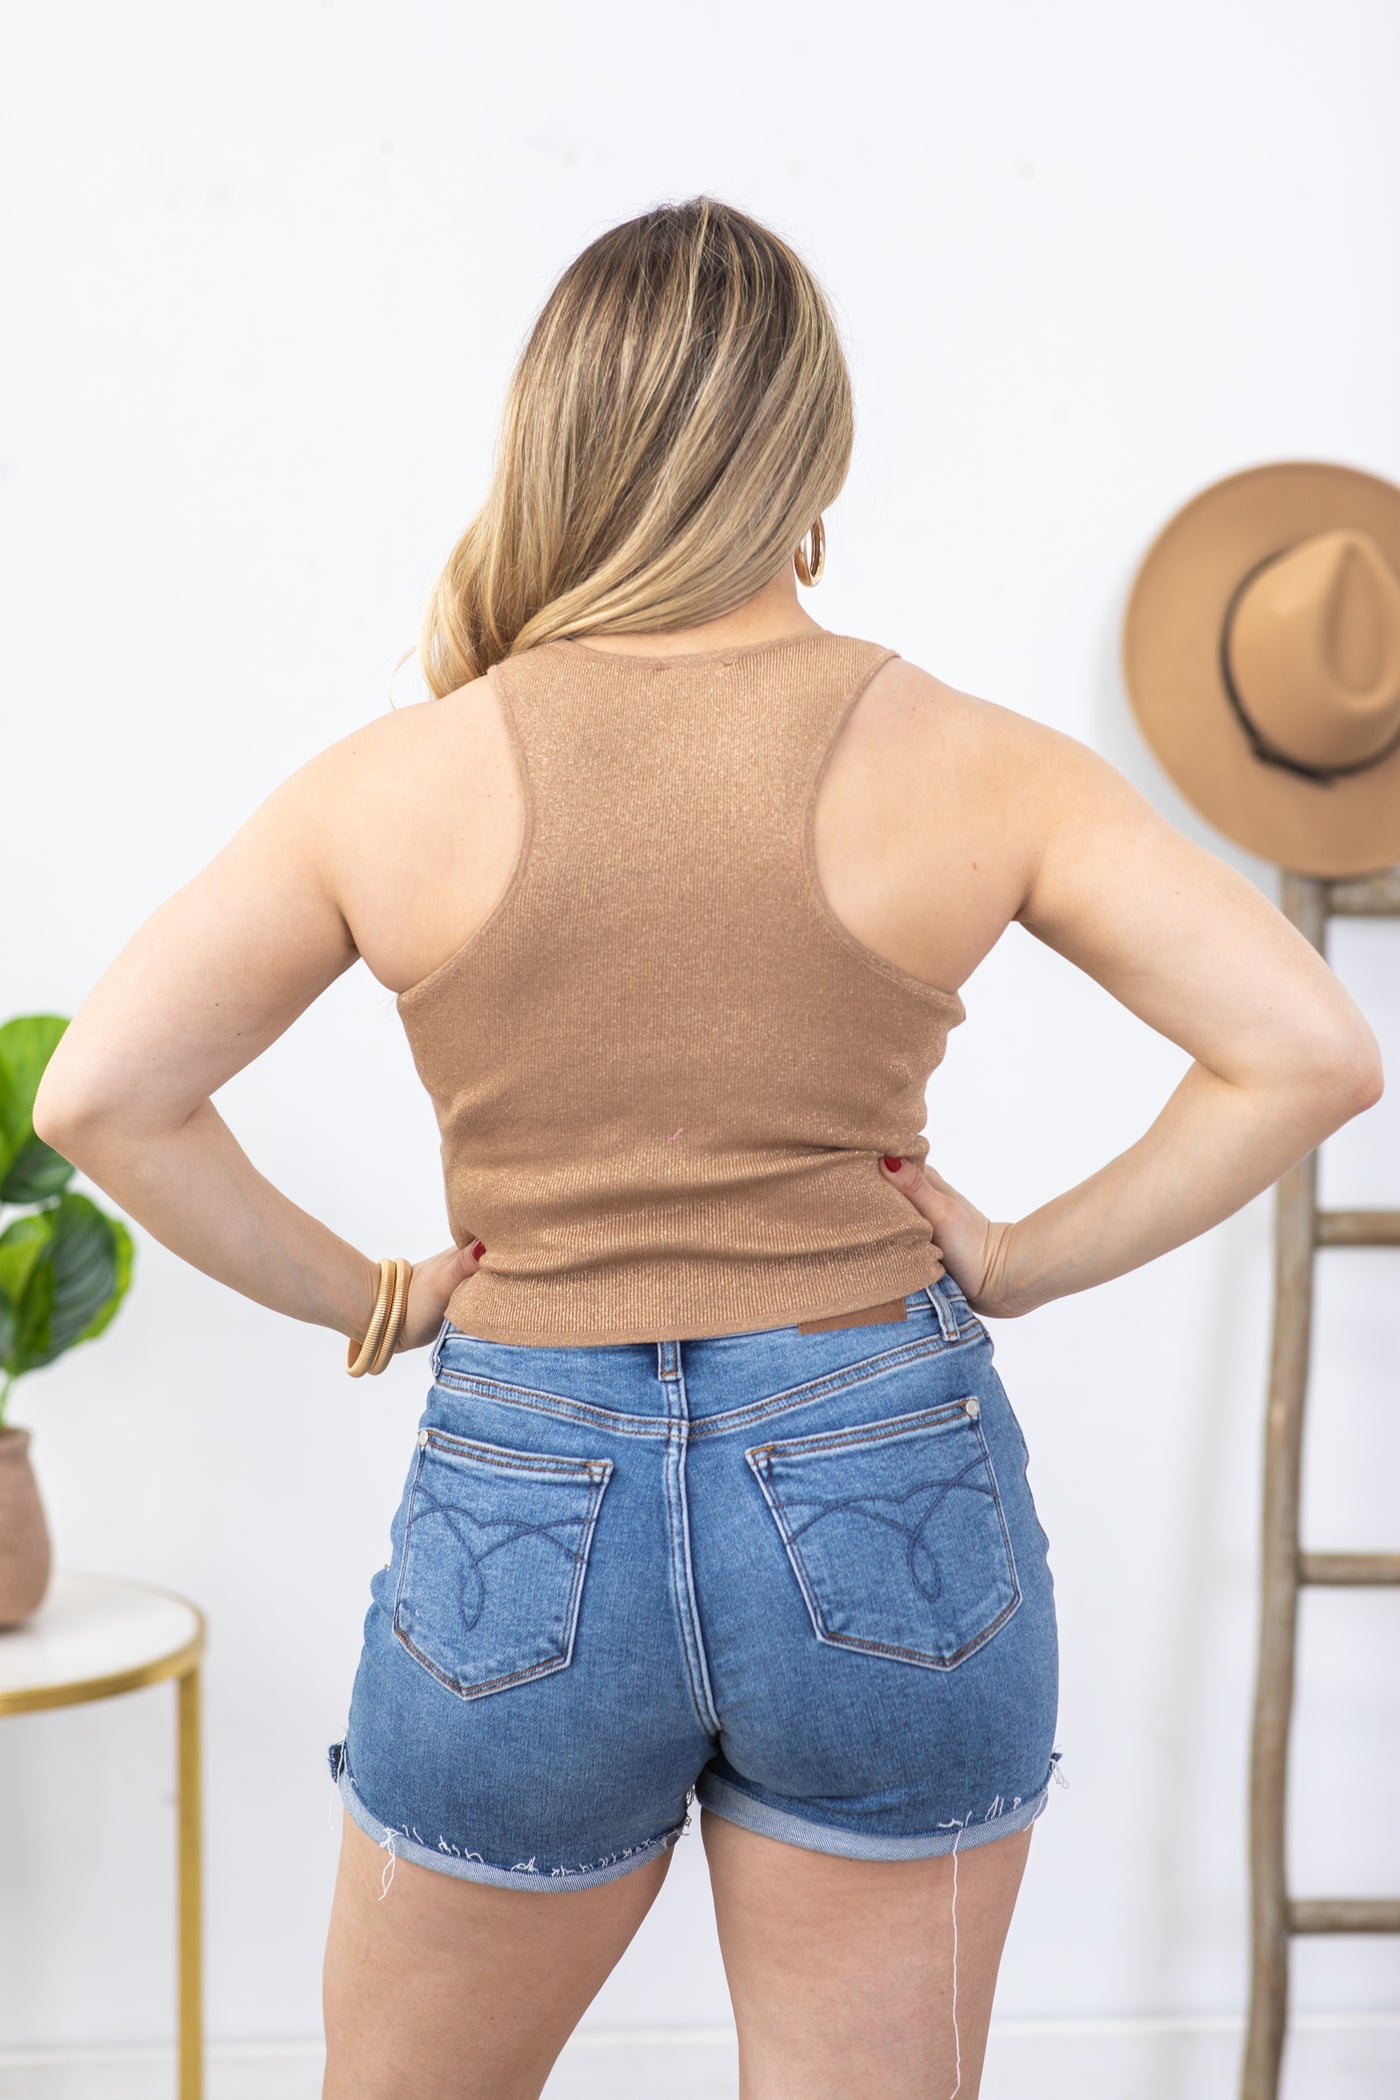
[322,1808,672,2100]
[702,1808,1034,2100]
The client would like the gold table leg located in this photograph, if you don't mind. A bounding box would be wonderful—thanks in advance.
[177,1660,203,2100]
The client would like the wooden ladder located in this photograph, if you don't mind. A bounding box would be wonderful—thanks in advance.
[1242,866,1400,2100]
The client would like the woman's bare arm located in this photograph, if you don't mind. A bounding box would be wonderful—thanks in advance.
[884,715,1384,1317]
[29,719,481,1351]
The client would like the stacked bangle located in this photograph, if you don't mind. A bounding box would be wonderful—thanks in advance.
[346,1256,413,1376]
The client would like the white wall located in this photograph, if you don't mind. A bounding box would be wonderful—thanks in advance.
[4,0,1398,2084]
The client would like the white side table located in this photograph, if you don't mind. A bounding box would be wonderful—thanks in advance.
[0,1570,206,2099]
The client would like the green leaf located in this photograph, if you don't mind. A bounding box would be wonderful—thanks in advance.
[42,1194,121,1359]
[0,1015,74,1204]
[13,1248,56,1365]
[0,1210,54,1312]
[0,1211,59,1373]
[0,1192,132,1382]
[69,1213,134,1346]
[3,1131,77,1206]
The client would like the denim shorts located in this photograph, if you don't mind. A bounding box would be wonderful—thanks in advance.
[328,1272,1060,1891]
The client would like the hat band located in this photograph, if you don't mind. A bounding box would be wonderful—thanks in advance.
[1219,544,1400,788]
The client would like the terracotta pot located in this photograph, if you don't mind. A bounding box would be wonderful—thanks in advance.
[0,1425,53,1627]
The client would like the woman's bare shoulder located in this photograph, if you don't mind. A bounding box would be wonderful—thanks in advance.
[874,655,1104,781]
[299,676,488,795]
[267,678,499,962]
[875,654,1186,884]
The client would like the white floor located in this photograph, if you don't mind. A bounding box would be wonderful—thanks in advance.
[1,2017,1397,2099]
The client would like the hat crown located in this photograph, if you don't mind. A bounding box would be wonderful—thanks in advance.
[1226,528,1400,770]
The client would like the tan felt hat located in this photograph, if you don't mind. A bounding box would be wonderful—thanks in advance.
[1122,460,1400,877]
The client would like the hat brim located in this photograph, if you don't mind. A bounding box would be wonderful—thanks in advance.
[1122,459,1400,878]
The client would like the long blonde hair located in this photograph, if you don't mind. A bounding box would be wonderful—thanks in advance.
[400,196,854,699]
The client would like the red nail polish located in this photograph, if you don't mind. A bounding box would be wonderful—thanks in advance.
[471,1239,486,1259]
[882,1157,902,1172]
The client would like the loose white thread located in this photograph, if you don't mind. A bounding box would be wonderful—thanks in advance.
[938,1811,975,2097]
[377,1829,398,1900]
[948,1824,964,2097]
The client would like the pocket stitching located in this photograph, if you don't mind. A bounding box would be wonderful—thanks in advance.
[746,1406,1022,1671]
[390,1440,612,1701]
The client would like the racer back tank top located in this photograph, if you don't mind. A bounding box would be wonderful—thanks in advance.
[396,628,967,1345]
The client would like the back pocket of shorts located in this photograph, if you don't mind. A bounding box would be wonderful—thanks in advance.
[392,1427,612,1700]
[746,1398,1019,1670]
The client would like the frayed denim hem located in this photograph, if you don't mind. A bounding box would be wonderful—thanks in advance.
[694,1769,1052,1861]
[327,1739,690,1895]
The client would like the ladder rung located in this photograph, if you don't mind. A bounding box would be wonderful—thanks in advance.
[1324,870,1400,916]
[1315,1209,1400,1246]
[1299,1551,1400,1585]
[1288,1898,1400,1934]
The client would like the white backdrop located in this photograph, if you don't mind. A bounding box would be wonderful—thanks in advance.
[4,1,1398,2091]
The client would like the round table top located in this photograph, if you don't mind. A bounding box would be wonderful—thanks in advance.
[0,1569,205,1715]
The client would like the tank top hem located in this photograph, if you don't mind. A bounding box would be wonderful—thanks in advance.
[440,1242,951,1348]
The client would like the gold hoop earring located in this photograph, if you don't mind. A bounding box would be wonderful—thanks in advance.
[794,516,826,587]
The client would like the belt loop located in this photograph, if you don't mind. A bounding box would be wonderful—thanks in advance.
[925,1280,960,1343]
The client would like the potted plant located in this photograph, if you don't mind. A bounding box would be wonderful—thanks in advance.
[0,1015,134,1626]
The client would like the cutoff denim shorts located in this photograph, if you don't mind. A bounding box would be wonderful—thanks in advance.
[328,1272,1060,1891]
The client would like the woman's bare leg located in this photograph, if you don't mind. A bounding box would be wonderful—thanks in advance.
[702,1808,1034,2100]
[322,1808,673,2100]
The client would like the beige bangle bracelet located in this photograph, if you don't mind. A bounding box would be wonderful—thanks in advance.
[346,1258,396,1378]
[368,1257,413,1375]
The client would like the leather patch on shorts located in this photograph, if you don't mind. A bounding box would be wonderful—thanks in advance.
[797,1297,909,1335]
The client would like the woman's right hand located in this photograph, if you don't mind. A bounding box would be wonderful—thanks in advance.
[393,1238,488,1355]
[879,1155,1024,1318]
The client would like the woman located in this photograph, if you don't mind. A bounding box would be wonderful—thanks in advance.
[34,197,1382,2100]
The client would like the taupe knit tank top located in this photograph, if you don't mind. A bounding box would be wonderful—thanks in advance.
[397,629,966,1345]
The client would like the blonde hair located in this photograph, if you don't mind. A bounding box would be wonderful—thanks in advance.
[398,196,854,700]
